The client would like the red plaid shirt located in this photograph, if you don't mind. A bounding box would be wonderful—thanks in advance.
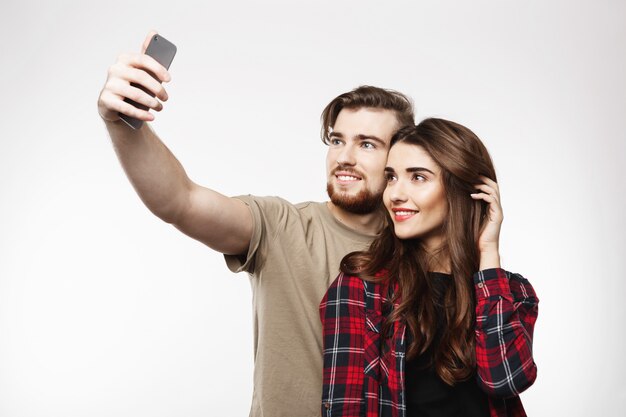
[319,268,538,417]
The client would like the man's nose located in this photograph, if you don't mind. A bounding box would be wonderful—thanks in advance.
[336,143,356,166]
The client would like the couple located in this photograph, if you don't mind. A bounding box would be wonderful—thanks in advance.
[98,33,538,417]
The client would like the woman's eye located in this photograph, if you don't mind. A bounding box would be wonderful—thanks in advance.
[412,174,426,182]
[385,174,396,182]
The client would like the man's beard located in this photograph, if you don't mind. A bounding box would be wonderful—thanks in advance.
[326,182,382,215]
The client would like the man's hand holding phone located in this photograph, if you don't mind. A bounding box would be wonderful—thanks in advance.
[98,31,176,129]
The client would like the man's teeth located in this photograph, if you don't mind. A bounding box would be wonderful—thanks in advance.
[338,175,359,181]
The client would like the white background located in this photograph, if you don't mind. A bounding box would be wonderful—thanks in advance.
[1,0,625,415]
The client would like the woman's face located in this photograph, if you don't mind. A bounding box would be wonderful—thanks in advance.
[383,143,447,250]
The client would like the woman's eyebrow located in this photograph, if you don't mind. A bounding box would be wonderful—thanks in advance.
[405,167,435,175]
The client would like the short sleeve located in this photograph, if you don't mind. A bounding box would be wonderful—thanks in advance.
[223,195,298,275]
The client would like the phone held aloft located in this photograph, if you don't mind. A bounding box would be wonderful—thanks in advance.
[119,34,177,130]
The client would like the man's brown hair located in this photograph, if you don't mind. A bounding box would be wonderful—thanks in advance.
[320,85,414,144]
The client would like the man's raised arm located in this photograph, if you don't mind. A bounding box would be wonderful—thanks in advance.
[97,32,252,256]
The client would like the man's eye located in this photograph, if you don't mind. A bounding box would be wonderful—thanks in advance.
[330,139,342,146]
[362,142,375,149]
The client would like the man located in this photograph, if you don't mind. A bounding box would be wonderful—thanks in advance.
[97,32,414,417]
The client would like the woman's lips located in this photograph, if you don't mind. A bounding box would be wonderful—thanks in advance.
[391,208,418,221]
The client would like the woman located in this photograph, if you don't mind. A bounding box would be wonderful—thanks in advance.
[320,118,538,417]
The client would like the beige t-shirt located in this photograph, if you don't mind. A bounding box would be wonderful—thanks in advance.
[224,196,376,417]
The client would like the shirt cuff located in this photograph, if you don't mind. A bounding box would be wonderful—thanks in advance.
[473,268,513,301]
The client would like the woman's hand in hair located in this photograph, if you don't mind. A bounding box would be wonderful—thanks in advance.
[471,176,503,270]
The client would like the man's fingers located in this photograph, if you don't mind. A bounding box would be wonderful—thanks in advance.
[117,100,155,121]
[117,53,171,83]
[107,78,163,111]
[99,35,173,124]
[124,67,168,101]
[99,90,155,122]
[108,62,169,101]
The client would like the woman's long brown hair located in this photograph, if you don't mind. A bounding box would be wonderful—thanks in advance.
[341,118,497,385]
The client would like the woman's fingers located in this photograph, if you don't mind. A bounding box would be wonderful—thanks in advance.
[471,178,503,223]
[478,175,498,189]
[470,192,495,203]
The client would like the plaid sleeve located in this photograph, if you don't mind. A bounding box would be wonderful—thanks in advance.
[474,268,539,398]
[320,273,367,417]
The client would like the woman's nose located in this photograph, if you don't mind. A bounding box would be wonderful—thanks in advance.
[388,181,408,203]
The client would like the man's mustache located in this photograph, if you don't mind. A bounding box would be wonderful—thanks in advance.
[331,166,366,179]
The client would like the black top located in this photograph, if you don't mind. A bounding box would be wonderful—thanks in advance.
[404,272,490,417]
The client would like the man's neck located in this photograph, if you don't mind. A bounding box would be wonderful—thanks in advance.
[326,201,385,235]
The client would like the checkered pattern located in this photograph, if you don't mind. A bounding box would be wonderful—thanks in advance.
[319,268,538,417]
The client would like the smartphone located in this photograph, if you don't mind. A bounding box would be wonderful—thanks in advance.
[119,34,177,130]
